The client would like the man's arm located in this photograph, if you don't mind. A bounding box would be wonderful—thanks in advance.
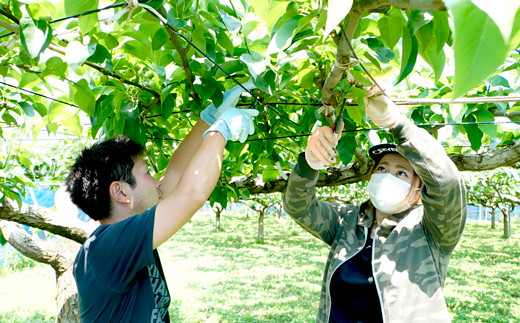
[152,108,258,249]
[153,131,225,249]
[158,119,209,198]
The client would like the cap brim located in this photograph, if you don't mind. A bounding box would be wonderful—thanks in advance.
[368,143,398,163]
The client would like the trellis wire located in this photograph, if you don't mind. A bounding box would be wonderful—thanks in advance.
[2,0,520,145]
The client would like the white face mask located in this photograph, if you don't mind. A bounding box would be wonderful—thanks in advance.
[367,173,411,214]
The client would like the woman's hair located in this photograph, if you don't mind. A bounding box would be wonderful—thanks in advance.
[65,136,145,221]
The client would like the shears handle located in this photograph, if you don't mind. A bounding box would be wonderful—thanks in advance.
[332,98,347,134]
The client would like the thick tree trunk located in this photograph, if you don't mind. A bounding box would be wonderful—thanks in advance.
[491,209,496,229]
[258,212,265,243]
[0,220,81,322]
[503,207,511,238]
[215,213,221,232]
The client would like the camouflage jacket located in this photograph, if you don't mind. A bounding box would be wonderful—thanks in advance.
[283,117,467,323]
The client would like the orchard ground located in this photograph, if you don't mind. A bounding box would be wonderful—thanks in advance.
[0,211,518,322]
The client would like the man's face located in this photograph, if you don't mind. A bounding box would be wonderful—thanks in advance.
[129,157,161,214]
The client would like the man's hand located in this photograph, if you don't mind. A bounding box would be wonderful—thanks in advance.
[200,82,256,125]
[364,87,401,128]
[305,123,343,170]
[204,108,259,143]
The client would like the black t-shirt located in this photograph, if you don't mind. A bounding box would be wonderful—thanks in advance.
[73,206,171,322]
[329,235,383,323]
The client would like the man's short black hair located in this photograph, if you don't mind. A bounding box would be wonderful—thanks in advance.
[65,136,145,221]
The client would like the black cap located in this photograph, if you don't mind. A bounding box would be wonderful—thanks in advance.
[368,143,399,164]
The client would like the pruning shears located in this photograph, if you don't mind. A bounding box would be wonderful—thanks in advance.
[332,98,347,134]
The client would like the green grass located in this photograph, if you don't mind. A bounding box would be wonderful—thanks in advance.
[0,260,56,323]
[444,222,520,323]
[0,214,518,322]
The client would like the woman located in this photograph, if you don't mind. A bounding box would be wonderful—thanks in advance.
[283,89,466,323]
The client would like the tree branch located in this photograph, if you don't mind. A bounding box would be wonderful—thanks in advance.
[352,0,446,12]
[0,201,89,244]
[450,140,520,171]
[320,11,361,115]
[158,7,200,106]
[231,139,520,194]
[319,0,447,123]
[0,4,19,24]
[0,19,17,33]
[47,44,160,98]
[0,220,78,274]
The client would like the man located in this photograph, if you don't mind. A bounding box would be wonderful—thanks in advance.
[66,84,257,322]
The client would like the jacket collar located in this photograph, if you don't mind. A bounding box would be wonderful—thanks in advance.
[358,200,420,230]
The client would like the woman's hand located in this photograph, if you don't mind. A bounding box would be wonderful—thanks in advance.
[305,122,344,170]
[364,87,401,128]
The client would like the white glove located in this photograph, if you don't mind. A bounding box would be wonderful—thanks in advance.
[200,81,256,125]
[204,108,259,143]
[305,124,343,170]
[364,88,401,127]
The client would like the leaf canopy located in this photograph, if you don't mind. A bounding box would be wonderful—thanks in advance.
[0,0,519,208]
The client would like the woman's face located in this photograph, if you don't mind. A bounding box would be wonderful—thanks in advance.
[373,153,416,185]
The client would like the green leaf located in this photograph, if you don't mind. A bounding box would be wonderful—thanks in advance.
[324,0,353,35]
[462,114,483,151]
[86,43,111,64]
[247,0,288,33]
[348,87,366,126]
[417,23,445,81]
[444,0,509,97]
[221,10,241,32]
[194,78,218,100]
[62,114,83,137]
[42,56,68,77]
[64,0,98,34]
[152,28,169,51]
[474,109,497,137]
[266,16,300,55]
[27,1,55,20]
[47,100,67,123]
[18,102,35,117]
[19,17,53,59]
[363,52,381,70]
[19,73,40,89]
[122,40,152,62]
[407,9,433,34]
[509,9,520,50]
[365,38,395,63]
[489,75,510,88]
[350,70,373,87]
[217,30,234,54]
[432,11,450,54]
[471,0,520,43]
[395,25,418,84]
[337,134,356,164]
[191,28,206,54]
[250,141,264,156]
[200,11,225,28]
[377,15,403,50]
[70,79,95,115]
[241,53,268,78]
[161,93,177,120]
[297,67,315,89]
[66,41,93,69]
[448,103,467,123]
[262,168,279,182]
[0,231,7,246]
[210,186,228,209]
